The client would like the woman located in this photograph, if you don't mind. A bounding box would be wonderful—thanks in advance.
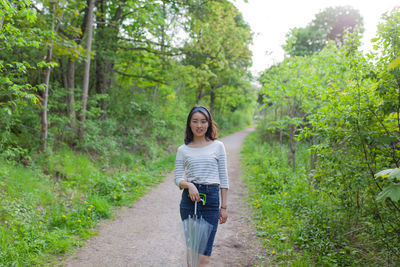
[174,106,229,267]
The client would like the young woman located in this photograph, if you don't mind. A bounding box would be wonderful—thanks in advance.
[174,106,229,267]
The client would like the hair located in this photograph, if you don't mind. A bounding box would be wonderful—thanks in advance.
[184,106,218,144]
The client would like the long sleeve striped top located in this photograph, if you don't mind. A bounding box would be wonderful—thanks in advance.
[174,140,229,189]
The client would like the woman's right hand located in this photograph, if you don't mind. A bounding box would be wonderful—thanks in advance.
[188,183,200,202]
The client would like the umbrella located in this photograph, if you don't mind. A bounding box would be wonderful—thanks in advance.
[182,200,213,267]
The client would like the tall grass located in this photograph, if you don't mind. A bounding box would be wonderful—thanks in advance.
[241,131,359,266]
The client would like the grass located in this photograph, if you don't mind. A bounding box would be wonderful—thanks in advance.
[0,148,175,266]
[241,130,331,266]
[240,130,399,266]
[0,124,249,266]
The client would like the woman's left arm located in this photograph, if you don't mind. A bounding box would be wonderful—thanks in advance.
[219,188,228,224]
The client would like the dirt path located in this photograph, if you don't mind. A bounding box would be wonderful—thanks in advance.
[62,127,264,267]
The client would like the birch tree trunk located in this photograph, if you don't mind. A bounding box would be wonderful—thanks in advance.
[41,3,55,151]
[78,0,95,140]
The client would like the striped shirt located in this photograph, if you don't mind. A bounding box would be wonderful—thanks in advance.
[174,140,229,189]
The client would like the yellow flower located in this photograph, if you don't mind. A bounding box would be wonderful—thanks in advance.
[77,219,81,223]
[39,221,43,224]
[256,203,261,208]
[284,192,288,196]
[87,217,90,219]
[90,205,94,208]
[84,201,89,204]
[88,208,91,211]
[113,196,117,199]
[127,183,131,186]
[61,214,66,218]
[272,250,276,254]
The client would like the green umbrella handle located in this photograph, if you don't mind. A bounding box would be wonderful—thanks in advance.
[187,193,207,205]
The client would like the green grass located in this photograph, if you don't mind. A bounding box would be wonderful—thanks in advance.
[241,130,397,266]
[0,149,175,266]
[241,131,341,266]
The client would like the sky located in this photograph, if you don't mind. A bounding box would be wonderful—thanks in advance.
[232,0,400,76]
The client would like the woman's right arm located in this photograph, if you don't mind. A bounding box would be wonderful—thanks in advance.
[174,147,200,202]
[178,181,200,202]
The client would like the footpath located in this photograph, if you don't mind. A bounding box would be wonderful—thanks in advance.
[62,127,264,267]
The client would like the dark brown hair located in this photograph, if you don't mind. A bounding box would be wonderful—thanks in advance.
[184,106,218,144]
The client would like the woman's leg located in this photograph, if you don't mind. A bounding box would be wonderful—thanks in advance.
[199,255,210,267]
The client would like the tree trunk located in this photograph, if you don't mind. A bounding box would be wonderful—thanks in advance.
[310,135,316,171]
[196,87,203,104]
[95,0,125,115]
[177,81,183,103]
[289,124,296,170]
[67,59,77,132]
[0,17,4,31]
[210,88,215,115]
[41,47,53,151]
[41,3,56,151]
[78,0,95,140]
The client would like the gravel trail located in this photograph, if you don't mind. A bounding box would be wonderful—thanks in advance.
[62,127,264,267]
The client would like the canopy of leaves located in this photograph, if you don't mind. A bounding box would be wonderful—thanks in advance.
[283,5,364,57]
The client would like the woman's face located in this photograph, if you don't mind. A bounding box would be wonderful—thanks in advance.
[190,111,209,139]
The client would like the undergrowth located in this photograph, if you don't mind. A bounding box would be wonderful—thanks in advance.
[241,131,382,266]
[0,149,175,266]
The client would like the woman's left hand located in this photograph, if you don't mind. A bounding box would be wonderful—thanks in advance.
[219,208,228,224]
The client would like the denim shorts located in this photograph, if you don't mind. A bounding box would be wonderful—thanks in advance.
[180,183,220,256]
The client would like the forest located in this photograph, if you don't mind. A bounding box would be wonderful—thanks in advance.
[242,4,400,266]
[1,0,400,266]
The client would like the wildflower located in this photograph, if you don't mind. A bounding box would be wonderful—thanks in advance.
[61,215,66,218]
[256,203,261,208]
[113,196,117,199]
[88,208,91,211]
[84,201,89,204]
[284,192,287,196]
[90,205,94,208]
[39,221,43,224]
[127,183,131,186]
[87,217,90,219]
[272,250,276,254]
[77,219,81,223]
[263,222,266,225]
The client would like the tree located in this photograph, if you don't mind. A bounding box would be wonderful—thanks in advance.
[183,0,252,114]
[284,6,363,57]
[78,0,95,140]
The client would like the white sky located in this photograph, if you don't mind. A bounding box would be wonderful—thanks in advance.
[232,0,400,77]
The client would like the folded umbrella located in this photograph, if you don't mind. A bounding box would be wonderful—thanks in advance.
[182,200,213,267]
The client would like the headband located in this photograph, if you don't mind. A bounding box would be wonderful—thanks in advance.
[190,107,211,119]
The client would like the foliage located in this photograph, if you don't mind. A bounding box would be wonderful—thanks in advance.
[257,6,400,265]
[0,148,175,266]
[242,130,395,266]
[283,6,363,56]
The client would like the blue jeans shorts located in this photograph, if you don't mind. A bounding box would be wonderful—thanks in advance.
[180,183,220,256]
